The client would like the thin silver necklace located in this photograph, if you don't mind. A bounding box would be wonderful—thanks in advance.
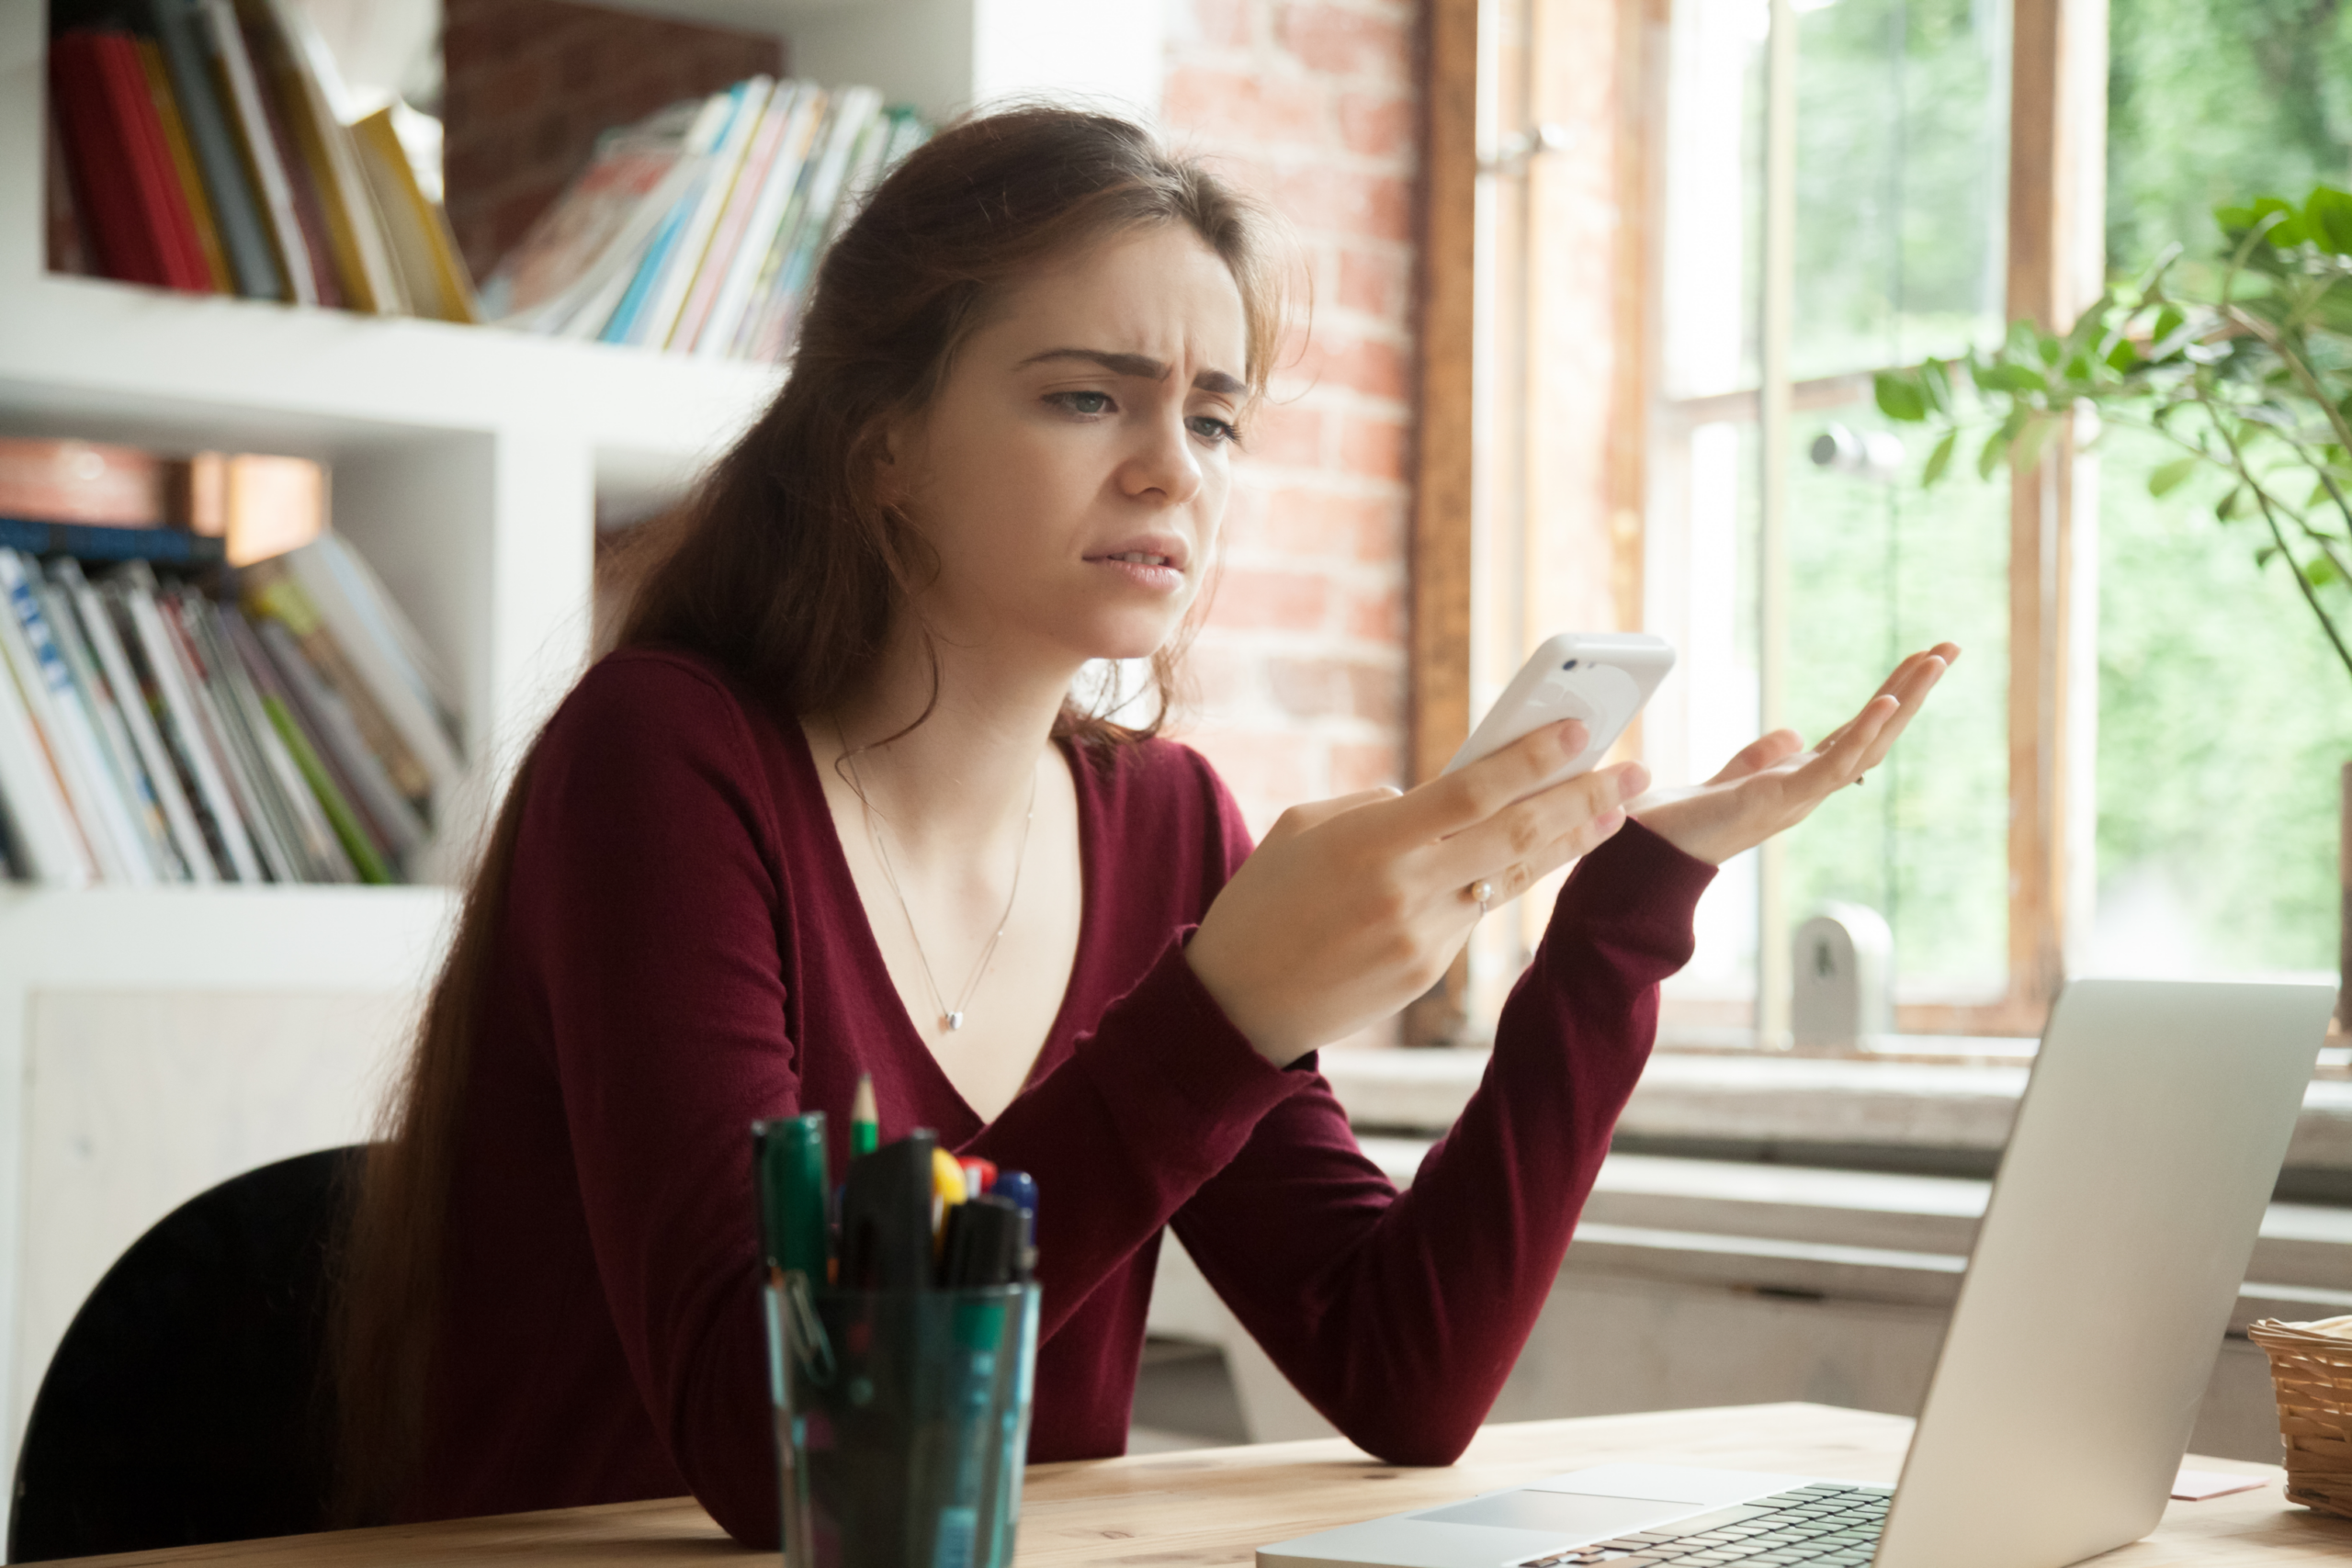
[841,739,1037,1033]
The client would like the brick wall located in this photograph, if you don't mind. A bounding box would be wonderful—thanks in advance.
[1158,1,1419,843]
[440,0,786,283]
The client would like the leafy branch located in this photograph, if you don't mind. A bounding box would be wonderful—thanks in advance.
[1872,184,2352,687]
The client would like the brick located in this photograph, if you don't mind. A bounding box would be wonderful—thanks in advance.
[1246,400,1327,468]
[1258,487,1400,561]
[1339,412,1410,480]
[1306,333,1410,401]
[1183,729,1321,823]
[1329,739,1405,795]
[1278,4,1412,83]
[1189,0,1258,49]
[1207,567,1332,631]
[1338,88,1416,160]
[1342,578,1407,642]
[1163,64,1329,147]
[1336,243,1409,318]
[1276,166,1414,243]
[1266,655,1401,724]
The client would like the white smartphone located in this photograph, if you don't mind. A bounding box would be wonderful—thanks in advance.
[1442,632,1676,791]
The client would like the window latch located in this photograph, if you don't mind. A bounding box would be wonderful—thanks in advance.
[1482,122,1577,175]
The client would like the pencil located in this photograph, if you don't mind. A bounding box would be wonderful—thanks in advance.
[851,1072,879,1157]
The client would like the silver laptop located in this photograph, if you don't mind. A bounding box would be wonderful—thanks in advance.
[1260,977,2333,1568]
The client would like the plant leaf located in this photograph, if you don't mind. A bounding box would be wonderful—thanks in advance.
[1976,427,2007,480]
[1978,362,2050,395]
[2305,186,2352,254]
[1874,373,1928,423]
[2012,412,2060,475]
[1922,428,1957,487]
[2148,456,2200,496]
[2218,486,2247,520]
[1920,359,1954,418]
[2306,552,2344,588]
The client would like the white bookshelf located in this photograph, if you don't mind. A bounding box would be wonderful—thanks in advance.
[0,0,1169,1517]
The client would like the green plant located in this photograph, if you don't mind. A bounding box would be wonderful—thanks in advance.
[1873,184,2352,683]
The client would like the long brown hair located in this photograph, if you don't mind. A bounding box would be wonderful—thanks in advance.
[330,104,1290,1522]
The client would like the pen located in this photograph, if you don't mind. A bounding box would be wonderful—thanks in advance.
[763,1112,830,1280]
[988,1168,1037,1280]
[852,1072,879,1157]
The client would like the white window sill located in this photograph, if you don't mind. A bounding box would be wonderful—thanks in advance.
[1320,1046,2352,1177]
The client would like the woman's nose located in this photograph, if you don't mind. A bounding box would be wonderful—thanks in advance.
[1120,412,1204,505]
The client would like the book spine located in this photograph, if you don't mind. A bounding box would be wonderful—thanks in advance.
[0,549,150,882]
[187,592,350,881]
[254,616,425,864]
[149,0,284,299]
[136,38,232,292]
[230,613,389,883]
[0,515,226,564]
[249,0,401,313]
[0,598,97,886]
[282,541,463,795]
[157,590,299,880]
[50,32,170,288]
[63,561,218,882]
[694,84,817,360]
[313,532,459,725]
[198,0,314,304]
[241,566,433,806]
[116,568,264,880]
[673,81,790,354]
[39,574,187,880]
[648,78,771,350]
[99,30,214,294]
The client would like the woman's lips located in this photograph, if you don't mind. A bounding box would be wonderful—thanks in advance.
[1089,552,1185,592]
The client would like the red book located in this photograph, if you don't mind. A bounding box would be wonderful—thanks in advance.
[49,31,211,294]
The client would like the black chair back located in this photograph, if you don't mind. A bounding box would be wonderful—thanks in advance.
[8,1145,361,1562]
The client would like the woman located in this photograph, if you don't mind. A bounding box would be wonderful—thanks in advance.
[334,107,1952,1545]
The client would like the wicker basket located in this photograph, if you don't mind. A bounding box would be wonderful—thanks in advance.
[2248,1315,2352,1519]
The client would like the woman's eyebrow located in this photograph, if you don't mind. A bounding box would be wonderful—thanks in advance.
[1015,347,1244,396]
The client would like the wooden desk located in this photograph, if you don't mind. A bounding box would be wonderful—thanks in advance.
[76,1404,2352,1567]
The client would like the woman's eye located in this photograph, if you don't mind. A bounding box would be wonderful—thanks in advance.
[1051,391,1114,416]
[1188,414,1239,444]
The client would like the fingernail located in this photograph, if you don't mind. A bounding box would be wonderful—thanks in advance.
[1595,807,1627,836]
[1619,763,1650,800]
[1560,720,1590,754]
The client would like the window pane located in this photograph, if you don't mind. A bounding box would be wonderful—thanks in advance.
[2096,0,2352,978]
[1785,405,2011,999]
[2087,426,2343,976]
[1657,0,1768,400]
[1793,0,2011,380]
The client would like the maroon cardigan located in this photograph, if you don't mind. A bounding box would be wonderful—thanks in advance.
[408,648,1713,1544]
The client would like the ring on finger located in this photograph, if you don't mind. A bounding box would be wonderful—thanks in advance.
[1468,877,1496,916]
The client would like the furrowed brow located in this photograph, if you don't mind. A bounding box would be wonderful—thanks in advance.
[1017,348,1246,397]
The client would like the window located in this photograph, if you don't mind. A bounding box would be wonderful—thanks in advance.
[1420,0,2138,1048]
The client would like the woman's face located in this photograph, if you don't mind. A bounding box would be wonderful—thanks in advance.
[887,221,1250,672]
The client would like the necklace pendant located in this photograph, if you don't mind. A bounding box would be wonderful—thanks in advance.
[944,1011,965,1032]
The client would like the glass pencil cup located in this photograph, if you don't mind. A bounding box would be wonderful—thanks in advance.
[766,1276,1041,1568]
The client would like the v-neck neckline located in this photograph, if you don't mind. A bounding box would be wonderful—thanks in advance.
[780,716,1098,1139]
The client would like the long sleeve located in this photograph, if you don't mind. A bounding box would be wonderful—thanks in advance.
[1170,817,1716,1465]
[498,656,1315,1545]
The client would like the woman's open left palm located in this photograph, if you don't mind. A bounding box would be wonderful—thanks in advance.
[1630,644,1958,866]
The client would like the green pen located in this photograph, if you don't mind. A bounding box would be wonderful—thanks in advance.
[851,1073,879,1157]
[754,1112,831,1280]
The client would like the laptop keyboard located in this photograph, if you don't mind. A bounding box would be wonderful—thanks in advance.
[1515,1483,1894,1567]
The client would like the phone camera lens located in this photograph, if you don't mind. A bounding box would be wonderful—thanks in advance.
[1562,659,1578,671]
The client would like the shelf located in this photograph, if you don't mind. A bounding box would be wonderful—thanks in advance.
[0,884,458,995]
[0,276,780,490]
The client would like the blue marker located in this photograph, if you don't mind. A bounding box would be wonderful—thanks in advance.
[987,1170,1036,1280]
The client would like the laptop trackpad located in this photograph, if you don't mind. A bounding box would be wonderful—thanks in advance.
[1410,1492,1691,1536]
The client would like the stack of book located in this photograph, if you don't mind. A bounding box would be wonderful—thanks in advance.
[480,78,928,363]
[46,0,478,322]
[0,440,462,888]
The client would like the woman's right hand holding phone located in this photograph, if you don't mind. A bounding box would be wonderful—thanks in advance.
[1185,720,1647,1069]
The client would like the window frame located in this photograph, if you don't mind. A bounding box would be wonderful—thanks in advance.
[1411,0,2110,1046]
